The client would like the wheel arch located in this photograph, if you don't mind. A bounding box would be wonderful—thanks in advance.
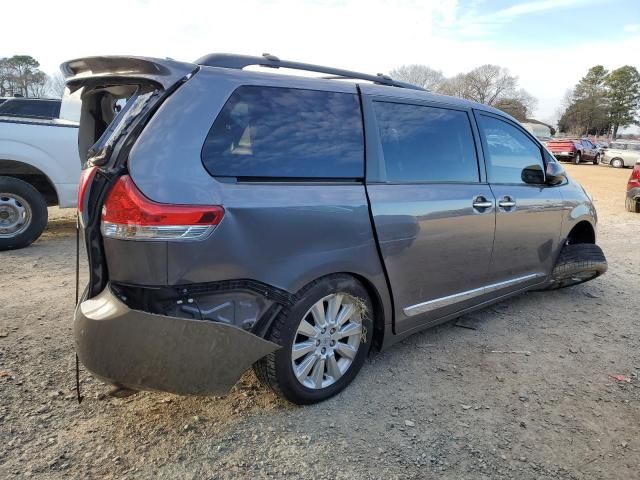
[289,271,388,352]
[566,220,595,245]
[0,159,59,206]
[344,272,387,351]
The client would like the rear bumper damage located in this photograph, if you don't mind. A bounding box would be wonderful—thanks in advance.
[74,287,279,395]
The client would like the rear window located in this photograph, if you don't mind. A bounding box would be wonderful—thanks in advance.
[201,86,363,179]
[0,99,61,119]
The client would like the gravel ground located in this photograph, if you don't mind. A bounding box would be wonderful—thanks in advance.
[1,164,638,479]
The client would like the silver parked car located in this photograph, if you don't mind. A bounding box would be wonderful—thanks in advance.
[601,141,640,168]
[69,54,607,404]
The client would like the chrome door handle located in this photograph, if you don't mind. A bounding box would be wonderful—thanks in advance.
[472,196,493,210]
[498,196,516,209]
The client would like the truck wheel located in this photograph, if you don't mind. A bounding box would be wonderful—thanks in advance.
[0,177,48,251]
[545,244,607,290]
[254,274,373,405]
[611,158,624,168]
[574,152,581,164]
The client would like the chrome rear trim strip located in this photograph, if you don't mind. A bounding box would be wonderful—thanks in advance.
[403,273,545,317]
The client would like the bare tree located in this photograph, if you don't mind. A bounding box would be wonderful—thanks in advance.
[463,64,518,106]
[437,72,473,99]
[389,64,445,91]
[47,72,67,98]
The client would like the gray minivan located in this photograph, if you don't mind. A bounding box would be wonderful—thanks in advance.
[69,54,607,404]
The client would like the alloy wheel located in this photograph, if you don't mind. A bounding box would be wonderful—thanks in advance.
[0,193,32,238]
[291,293,363,389]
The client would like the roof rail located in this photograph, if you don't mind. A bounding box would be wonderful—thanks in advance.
[194,53,425,91]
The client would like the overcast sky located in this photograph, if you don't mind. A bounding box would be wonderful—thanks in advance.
[2,0,639,124]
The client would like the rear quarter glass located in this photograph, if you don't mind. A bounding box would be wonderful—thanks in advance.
[200,86,364,179]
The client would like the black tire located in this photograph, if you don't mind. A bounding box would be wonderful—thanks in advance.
[593,154,600,165]
[574,152,581,164]
[545,244,607,290]
[0,176,48,251]
[626,196,640,213]
[254,274,374,405]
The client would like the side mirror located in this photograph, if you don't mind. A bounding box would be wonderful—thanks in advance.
[521,164,545,184]
[545,161,566,185]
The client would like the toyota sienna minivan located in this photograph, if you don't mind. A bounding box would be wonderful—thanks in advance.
[68,54,607,404]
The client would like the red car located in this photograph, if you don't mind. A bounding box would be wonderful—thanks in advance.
[546,138,600,165]
[626,162,640,212]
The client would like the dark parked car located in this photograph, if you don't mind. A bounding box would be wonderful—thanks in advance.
[626,162,640,212]
[68,54,607,404]
[546,138,600,164]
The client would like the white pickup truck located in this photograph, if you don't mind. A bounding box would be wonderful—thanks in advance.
[0,97,80,250]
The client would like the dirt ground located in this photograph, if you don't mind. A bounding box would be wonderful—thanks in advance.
[0,164,638,479]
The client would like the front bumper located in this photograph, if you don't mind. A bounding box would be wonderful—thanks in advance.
[74,287,280,395]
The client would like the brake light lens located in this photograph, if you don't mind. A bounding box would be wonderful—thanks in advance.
[77,166,97,214]
[629,164,640,189]
[101,175,224,240]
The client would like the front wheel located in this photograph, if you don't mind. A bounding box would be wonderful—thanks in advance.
[593,154,600,165]
[254,275,373,404]
[545,244,607,290]
[0,177,48,251]
[611,158,624,168]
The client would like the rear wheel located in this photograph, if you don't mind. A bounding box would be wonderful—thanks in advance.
[545,244,607,290]
[574,152,581,164]
[0,177,48,251]
[626,195,640,213]
[254,275,373,404]
[611,158,624,168]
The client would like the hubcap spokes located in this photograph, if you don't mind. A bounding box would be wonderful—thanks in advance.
[291,293,363,390]
[0,194,32,238]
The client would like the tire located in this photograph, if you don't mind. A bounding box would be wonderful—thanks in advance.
[254,274,374,404]
[545,244,607,290]
[626,196,640,213]
[0,177,48,251]
[574,152,581,164]
[611,158,624,168]
[593,154,600,165]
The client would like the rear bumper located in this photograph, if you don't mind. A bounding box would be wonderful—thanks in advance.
[74,286,279,395]
[552,152,575,160]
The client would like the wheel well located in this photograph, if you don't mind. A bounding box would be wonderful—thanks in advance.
[0,160,58,206]
[566,221,595,245]
[347,273,386,351]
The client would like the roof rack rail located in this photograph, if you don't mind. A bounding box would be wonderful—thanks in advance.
[194,53,425,91]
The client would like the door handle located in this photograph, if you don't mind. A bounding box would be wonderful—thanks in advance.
[472,196,493,210]
[498,196,516,209]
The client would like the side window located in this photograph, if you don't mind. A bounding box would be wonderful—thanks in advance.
[201,86,363,179]
[477,114,544,184]
[373,102,479,183]
[0,100,60,119]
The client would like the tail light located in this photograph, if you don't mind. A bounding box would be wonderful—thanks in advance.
[629,164,640,189]
[101,175,224,241]
[77,165,97,215]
